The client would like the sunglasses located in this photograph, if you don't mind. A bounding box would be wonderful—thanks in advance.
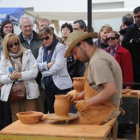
[40,36,50,41]
[106,37,117,41]
[7,42,19,48]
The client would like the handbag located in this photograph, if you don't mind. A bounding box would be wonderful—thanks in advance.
[8,81,26,103]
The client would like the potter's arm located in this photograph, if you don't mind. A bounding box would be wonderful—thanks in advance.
[75,82,116,112]
[88,82,116,106]
[67,90,85,103]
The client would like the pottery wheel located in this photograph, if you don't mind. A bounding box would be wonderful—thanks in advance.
[46,113,79,121]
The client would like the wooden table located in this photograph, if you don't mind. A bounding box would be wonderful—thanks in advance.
[118,90,140,140]
[0,119,112,140]
[121,89,140,98]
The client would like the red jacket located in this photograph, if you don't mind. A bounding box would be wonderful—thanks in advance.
[105,45,133,86]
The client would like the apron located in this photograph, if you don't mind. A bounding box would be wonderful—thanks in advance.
[70,76,115,125]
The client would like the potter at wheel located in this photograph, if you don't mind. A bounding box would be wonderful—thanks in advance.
[46,94,79,121]
[63,30,122,125]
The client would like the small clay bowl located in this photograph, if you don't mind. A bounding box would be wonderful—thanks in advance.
[122,91,128,94]
[16,111,43,124]
[122,89,131,94]
[129,91,138,95]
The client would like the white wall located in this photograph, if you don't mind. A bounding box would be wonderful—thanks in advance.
[0,0,87,12]
[35,0,87,12]
[124,0,139,8]
[93,0,124,3]
[0,0,35,7]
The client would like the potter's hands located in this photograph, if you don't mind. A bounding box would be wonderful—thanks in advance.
[47,62,55,69]
[67,91,80,103]
[75,100,91,112]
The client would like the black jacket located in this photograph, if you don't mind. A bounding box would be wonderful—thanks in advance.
[122,24,140,84]
[19,31,41,59]
[67,55,86,80]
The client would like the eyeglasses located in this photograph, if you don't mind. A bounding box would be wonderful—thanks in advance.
[106,37,117,41]
[7,42,19,48]
[40,36,50,41]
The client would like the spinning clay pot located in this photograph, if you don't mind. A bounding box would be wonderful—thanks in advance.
[54,94,70,116]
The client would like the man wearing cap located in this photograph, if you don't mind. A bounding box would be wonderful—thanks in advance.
[65,30,122,124]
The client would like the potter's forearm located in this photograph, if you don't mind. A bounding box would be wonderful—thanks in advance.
[88,82,116,106]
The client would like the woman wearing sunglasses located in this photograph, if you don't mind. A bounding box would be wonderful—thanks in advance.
[105,30,133,88]
[0,20,14,130]
[0,33,40,122]
[37,26,72,113]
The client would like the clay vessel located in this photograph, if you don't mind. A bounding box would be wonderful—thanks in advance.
[54,94,70,116]
[16,111,44,124]
[73,77,86,92]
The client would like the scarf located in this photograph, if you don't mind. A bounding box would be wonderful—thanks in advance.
[8,50,26,94]
[8,50,23,72]
[43,38,58,86]
[43,38,57,63]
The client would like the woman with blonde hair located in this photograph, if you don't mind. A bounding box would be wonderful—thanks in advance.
[0,33,40,122]
[95,24,113,49]
[0,20,14,129]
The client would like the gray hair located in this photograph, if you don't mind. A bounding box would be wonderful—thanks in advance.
[19,15,34,26]
[73,20,86,31]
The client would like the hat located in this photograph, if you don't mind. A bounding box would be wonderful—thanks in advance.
[64,30,98,57]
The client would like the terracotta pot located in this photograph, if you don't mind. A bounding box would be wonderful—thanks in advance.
[73,77,86,92]
[16,111,44,124]
[54,95,70,116]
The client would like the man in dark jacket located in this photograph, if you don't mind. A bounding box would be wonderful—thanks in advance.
[120,6,140,138]
[122,6,140,90]
[67,20,86,80]
[119,14,134,42]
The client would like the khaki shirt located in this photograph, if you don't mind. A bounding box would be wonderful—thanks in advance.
[87,48,122,118]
